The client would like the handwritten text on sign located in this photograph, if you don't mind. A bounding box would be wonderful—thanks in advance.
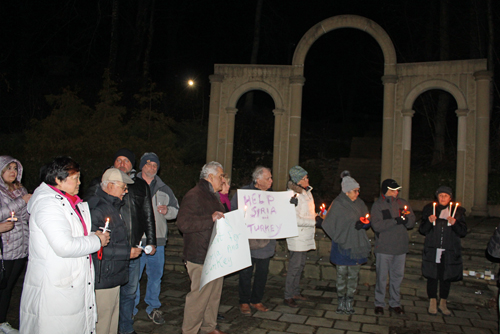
[237,189,298,239]
[200,210,251,290]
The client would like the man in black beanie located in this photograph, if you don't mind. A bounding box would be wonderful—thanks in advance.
[113,148,157,334]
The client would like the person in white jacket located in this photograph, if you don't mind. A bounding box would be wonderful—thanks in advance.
[20,156,110,334]
[284,166,320,308]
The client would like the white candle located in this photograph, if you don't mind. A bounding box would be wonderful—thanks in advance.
[452,203,459,218]
[449,202,453,217]
[244,205,247,218]
[433,202,436,216]
[11,211,14,222]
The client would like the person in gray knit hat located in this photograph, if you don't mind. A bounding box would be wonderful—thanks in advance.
[283,166,321,308]
[322,171,371,315]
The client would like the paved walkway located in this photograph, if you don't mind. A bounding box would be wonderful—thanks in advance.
[127,269,498,334]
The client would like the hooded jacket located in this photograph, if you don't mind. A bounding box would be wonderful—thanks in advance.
[20,183,101,334]
[285,181,316,252]
[0,156,29,260]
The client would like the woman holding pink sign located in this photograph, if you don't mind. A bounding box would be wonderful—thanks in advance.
[0,156,31,334]
[419,186,467,316]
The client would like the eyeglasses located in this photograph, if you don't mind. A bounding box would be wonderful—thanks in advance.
[113,183,128,191]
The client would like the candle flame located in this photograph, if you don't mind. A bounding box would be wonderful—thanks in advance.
[365,214,369,218]
[244,205,247,211]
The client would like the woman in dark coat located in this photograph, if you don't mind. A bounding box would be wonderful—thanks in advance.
[419,186,467,316]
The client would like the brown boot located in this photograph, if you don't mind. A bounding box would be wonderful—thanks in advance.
[428,298,437,315]
[438,299,452,316]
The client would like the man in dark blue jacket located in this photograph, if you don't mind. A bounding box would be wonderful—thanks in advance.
[88,168,137,334]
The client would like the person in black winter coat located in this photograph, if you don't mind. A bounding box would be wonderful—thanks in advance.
[88,168,137,334]
[419,186,467,316]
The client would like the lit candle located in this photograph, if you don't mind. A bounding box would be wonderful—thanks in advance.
[433,202,436,216]
[449,202,453,217]
[10,211,14,222]
[402,206,407,220]
[365,214,370,219]
[244,205,247,218]
[100,218,111,233]
[452,202,459,218]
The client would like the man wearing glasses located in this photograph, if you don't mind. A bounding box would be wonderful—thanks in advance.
[371,179,415,316]
[88,167,136,334]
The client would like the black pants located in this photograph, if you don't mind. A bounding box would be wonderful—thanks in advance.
[239,257,270,304]
[426,261,451,299]
[0,257,27,322]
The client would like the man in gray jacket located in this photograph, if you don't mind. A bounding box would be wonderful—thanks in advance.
[134,153,179,325]
[371,179,416,316]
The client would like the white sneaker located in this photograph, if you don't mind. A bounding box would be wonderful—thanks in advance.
[0,322,19,334]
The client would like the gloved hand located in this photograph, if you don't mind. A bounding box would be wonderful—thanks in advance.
[395,217,406,225]
[355,220,364,230]
[315,216,323,228]
[290,195,298,206]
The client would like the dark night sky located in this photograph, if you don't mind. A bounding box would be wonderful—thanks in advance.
[0,0,498,164]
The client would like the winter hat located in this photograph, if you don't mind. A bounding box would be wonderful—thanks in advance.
[381,179,401,194]
[289,165,307,184]
[102,167,134,184]
[140,152,160,170]
[341,170,360,193]
[113,148,136,167]
[435,185,453,197]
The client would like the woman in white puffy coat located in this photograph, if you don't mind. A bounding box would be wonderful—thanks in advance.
[284,166,319,308]
[20,157,109,334]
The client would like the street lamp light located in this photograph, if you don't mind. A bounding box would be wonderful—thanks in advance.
[187,79,194,87]
[187,79,205,123]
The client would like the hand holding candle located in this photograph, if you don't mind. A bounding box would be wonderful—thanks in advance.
[452,202,459,218]
[360,213,370,224]
[99,217,111,233]
[401,205,409,220]
[8,211,17,222]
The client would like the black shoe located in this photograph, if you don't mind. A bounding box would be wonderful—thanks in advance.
[374,306,384,315]
[284,298,298,308]
[389,306,405,315]
[217,313,225,320]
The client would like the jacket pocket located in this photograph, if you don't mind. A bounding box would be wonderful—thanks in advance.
[382,209,392,220]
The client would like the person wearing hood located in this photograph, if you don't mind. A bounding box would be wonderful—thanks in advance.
[371,179,416,316]
[0,156,31,334]
[283,166,320,308]
[419,186,467,316]
[20,156,110,334]
[322,171,371,315]
[87,168,135,334]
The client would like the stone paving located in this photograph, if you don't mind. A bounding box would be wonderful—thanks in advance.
[127,269,499,334]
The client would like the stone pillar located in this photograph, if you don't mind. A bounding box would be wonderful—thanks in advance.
[206,74,224,162]
[381,75,398,182]
[471,70,493,216]
[224,107,238,179]
[401,109,414,200]
[455,109,468,203]
[288,75,306,170]
[272,109,284,190]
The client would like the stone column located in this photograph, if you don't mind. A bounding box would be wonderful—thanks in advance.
[206,74,224,162]
[401,109,414,200]
[381,75,398,182]
[272,109,285,190]
[288,75,306,170]
[455,109,468,203]
[224,107,238,179]
[471,70,493,216]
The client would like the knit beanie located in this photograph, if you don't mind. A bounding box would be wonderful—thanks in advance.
[140,152,160,170]
[435,185,453,197]
[113,148,136,167]
[289,165,307,184]
[341,170,360,193]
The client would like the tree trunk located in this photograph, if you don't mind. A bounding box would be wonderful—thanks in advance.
[142,0,156,86]
[431,0,451,165]
[243,0,264,113]
[108,0,119,79]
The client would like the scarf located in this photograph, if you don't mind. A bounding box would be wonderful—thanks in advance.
[322,192,371,260]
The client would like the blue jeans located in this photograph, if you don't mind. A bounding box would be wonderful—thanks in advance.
[119,257,141,333]
[134,245,165,315]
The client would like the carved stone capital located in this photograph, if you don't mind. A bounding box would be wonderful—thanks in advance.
[381,75,398,84]
[401,109,415,117]
[290,76,306,85]
[273,108,285,117]
[473,70,493,81]
[209,74,225,83]
[455,109,469,117]
[226,107,238,115]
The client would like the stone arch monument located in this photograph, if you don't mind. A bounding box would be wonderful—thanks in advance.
[206,15,492,215]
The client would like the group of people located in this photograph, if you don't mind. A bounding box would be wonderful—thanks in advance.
[0,152,472,334]
[0,149,178,334]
